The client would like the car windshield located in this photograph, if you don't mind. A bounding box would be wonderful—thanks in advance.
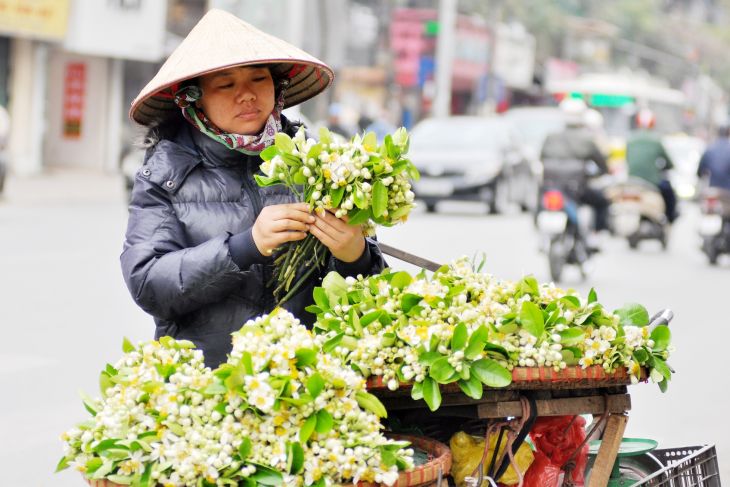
[410,118,506,153]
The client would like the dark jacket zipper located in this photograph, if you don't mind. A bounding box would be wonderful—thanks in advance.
[241,158,276,311]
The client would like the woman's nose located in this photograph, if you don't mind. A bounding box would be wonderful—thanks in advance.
[236,84,256,103]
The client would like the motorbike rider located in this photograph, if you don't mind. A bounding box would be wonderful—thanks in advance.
[697,125,730,192]
[540,98,611,236]
[626,108,678,223]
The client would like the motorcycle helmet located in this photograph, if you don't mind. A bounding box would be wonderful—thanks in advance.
[636,108,656,129]
[559,97,588,126]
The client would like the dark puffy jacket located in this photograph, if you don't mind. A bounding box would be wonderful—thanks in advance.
[121,118,386,367]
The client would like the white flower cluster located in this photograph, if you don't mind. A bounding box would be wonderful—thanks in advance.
[60,311,414,487]
[60,338,231,487]
[314,257,670,394]
[227,309,413,486]
[259,127,417,229]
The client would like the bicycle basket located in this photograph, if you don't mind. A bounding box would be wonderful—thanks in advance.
[630,444,721,486]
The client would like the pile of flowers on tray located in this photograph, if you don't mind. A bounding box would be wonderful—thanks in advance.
[58,309,414,487]
[307,257,674,411]
[255,127,419,303]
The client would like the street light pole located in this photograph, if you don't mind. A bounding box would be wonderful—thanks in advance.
[433,0,457,118]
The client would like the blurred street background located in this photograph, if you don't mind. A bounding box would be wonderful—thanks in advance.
[1,0,730,485]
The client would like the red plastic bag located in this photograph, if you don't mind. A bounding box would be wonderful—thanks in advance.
[528,416,589,486]
[522,451,563,487]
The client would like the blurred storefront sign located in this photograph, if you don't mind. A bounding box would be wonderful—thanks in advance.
[491,23,535,90]
[62,62,85,139]
[63,0,166,62]
[390,8,489,92]
[0,0,70,41]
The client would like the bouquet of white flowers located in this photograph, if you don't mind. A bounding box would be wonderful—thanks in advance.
[307,258,674,411]
[255,127,419,304]
[58,310,415,487]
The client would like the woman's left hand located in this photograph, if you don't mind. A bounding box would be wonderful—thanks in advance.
[310,210,365,263]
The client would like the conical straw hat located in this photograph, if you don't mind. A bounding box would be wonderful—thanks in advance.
[130,9,334,126]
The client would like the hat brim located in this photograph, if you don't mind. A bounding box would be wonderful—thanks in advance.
[130,60,333,126]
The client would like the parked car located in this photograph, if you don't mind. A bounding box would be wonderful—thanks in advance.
[408,116,537,213]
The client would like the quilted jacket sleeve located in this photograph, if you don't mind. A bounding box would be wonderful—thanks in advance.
[120,177,246,321]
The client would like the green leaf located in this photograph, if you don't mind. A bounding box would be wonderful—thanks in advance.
[517,276,539,296]
[280,394,313,407]
[650,325,671,352]
[652,357,672,381]
[401,293,423,313]
[355,391,388,418]
[55,455,70,472]
[422,377,442,411]
[287,441,305,474]
[290,168,305,185]
[300,414,317,443]
[275,132,295,153]
[240,351,254,375]
[254,174,280,187]
[429,356,456,384]
[318,126,333,145]
[658,378,669,393]
[347,207,371,225]
[458,375,484,400]
[372,180,387,218]
[239,437,252,459]
[588,288,598,304]
[295,348,317,368]
[615,303,650,326]
[520,301,545,338]
[465,325,489,360]
[259,145,278,161]
[559,328,586,346]
[633,348,650,364]
[411,381,424,400]
[330,186,345,208]
[471,358,512,388]
[250,464,284,486]
[92,438,120,453]
[315,409,334,434]
[362,131,377,150]
[122,337,136,353]
[204,382,227,396]
[322,272,348,306]
[360,310,383,327]
[418,351,443,366]
[139,464,152,487]
[560,296,581,309]
[99,371,114,398]
[322,333,344,354]
[451,323,468,351]
[389,271,413,290]
[306,373,325,399]
[484,342,510,359]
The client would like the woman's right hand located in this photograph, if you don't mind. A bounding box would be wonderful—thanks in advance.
[251,203,316,256]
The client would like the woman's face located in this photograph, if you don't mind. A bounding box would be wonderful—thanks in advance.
[197,66,276,135]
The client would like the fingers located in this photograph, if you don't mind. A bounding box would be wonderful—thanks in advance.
[271,203,315,224]
[309,223,338,249]
[271,219,310,233]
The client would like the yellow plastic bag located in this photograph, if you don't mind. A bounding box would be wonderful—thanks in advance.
[450,431,535,486]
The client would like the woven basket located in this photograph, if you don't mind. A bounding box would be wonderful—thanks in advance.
[354,434,451,487]
[367,365,643,392]
[84,434,451,487]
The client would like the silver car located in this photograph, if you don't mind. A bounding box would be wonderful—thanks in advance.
[409,116,536,213]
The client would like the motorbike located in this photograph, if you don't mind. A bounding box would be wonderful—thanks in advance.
[605,177,669,250]
[536,159,598,282]
[698,187,730,265]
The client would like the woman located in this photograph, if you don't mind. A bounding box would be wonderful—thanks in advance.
[121,9,386,367]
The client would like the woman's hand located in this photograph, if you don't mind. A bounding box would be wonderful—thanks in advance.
[310,210,366,263]
[251,203,315,256]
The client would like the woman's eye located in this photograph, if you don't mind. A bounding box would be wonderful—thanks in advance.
[253,77,267,82]
[218,83,233,89]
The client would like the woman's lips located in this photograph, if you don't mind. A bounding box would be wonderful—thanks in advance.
[236,110,260,121]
